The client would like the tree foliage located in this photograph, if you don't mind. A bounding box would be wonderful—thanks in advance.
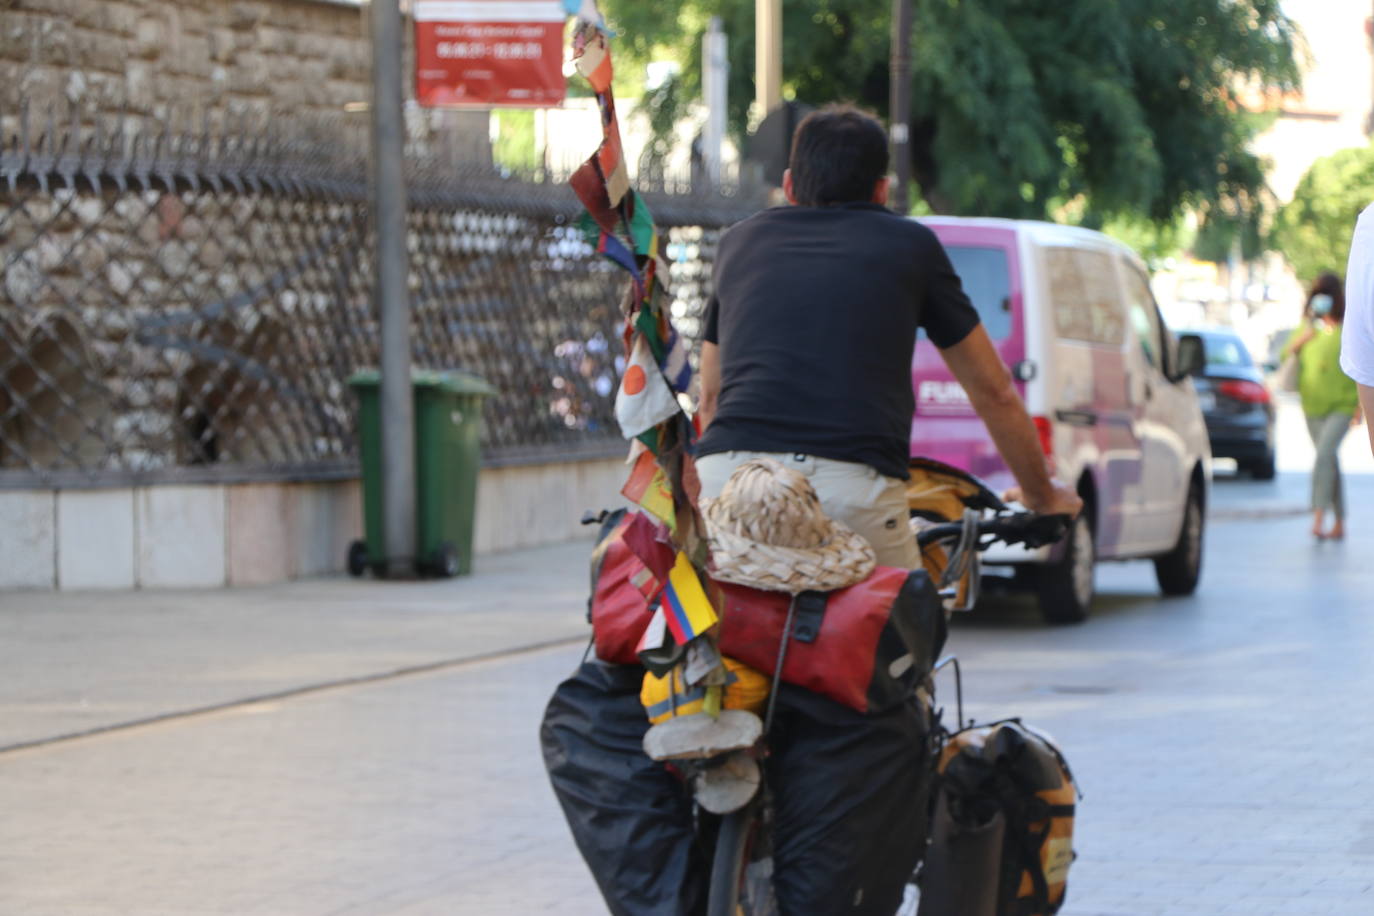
[1273,145,1374,286]
[600,0,1299,226]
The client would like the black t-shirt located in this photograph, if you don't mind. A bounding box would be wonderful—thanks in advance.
[699,203,980,479]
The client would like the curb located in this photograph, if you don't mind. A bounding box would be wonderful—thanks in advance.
[1211,505,1308,521]
[0,635,588,757]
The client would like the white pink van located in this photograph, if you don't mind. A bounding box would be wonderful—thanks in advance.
[911,217,1212,623]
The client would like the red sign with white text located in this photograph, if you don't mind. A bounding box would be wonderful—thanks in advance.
[415,1,567,108]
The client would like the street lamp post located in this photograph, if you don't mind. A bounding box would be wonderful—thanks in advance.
[703,17,728,186]
[756,0,782,120]
[889,0,914,215]
[1368,1,1374,136]
[370,0,417,577]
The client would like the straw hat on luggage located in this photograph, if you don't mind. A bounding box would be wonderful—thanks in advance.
[702,457,875,593]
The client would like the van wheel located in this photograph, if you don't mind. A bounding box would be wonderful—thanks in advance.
[1155,483,1204,596]
[1248,450,1276,481]
[1036,511,1094,624]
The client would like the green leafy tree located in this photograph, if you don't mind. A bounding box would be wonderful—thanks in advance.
[601,0,1299,226]
[1273,145,1374,285]
[1101,213,1196,266]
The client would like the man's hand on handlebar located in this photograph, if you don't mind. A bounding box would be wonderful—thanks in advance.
[1001,480,1083,519]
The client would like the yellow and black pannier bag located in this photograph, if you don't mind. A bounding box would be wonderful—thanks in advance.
[918,720,1078,916]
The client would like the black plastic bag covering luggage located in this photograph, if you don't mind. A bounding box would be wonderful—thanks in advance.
[917,721,1077,916]
[540,660,933,915]
[916,794,1005,916]
[540,659,707,916]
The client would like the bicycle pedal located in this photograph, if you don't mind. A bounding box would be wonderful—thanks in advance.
[642,710,763,762]
[693,750,761,814]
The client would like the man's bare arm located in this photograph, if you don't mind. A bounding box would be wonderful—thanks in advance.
[938,326,1081,517]
[698,341,721,431]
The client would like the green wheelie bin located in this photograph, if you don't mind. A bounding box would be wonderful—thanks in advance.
[346,369,496,578]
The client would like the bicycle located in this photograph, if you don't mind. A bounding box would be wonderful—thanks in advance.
[702,459,1070,916]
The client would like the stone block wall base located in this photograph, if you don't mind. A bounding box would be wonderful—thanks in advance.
[138,486,227,587]
[0,458,625,591]
[0,491,57,589]
[58,490,136,589]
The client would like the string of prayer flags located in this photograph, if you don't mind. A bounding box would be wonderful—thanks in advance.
[659,323,692,394]
[622,450,677,529]
[562,0,605,28]
[597,95,631,206]
[570,0,704,558]
[576,212,646,302]
[662,551,719,645]
[573,23,613,91]
[571,156,621,235]
[616,335,680,439]
[636,605,686,677]
[571,3,742,743]
[680,451,703,507]
[642,413,697,507]
[683,636,725,687]
[627,192,657,257]
[597,232,644,300]
[634,305,666,361]
[619,508,676,582]
[643,253,670,301]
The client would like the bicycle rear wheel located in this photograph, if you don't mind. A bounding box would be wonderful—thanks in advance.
[707,799,777,916]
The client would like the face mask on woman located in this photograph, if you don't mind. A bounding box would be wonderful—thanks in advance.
[1311,293,1334,318]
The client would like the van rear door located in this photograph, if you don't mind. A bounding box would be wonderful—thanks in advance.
[910,224,1024,489]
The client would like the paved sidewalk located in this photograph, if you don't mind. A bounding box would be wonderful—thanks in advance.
[0,462,1324,754]
[0,428,1352,752]
[3,461,1374,914]
[3,472,1373,915]
[0,539,596,751]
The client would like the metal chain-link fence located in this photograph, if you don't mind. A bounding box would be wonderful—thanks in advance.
[0,109,763,488]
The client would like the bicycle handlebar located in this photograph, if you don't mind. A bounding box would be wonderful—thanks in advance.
[915,512,1071,551]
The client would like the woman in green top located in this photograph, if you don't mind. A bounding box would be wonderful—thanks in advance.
[1285,272,1363,539]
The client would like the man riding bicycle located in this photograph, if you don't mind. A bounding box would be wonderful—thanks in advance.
[542,105,1081,915]
[696,104,1080,557]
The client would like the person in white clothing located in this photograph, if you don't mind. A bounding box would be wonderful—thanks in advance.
[1341,202,1374,454]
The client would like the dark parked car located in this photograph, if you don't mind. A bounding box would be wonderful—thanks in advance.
[1184,328,1276,479]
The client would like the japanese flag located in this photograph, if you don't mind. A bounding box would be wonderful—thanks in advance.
[616,334,680,439]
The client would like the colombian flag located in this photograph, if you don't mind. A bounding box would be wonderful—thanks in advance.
[662,552,719,645]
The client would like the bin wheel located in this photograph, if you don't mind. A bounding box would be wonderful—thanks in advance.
[347,540,369,578]
[434,541,460,578]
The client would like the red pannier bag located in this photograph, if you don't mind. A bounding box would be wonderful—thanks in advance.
[715,570,946,714]
[588,511,947,713]
[588,510,675,665]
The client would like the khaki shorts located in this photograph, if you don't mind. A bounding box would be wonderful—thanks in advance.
[695,450,919,570]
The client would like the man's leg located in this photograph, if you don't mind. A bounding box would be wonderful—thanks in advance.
[695,451,764,502]
[808,456,920,569]
[765,684,931,915]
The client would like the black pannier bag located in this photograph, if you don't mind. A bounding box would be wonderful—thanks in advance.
[918,720,1078,916]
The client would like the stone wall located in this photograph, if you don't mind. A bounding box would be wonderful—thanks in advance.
[0,0,488,158]
[0,456,628,589]
[2,0,369,118]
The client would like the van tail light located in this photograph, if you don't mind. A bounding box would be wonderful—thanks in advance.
[1032,416,1054,456]
[1217,379,1270,404]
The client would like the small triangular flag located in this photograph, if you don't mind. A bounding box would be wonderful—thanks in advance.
[616,334,680,439]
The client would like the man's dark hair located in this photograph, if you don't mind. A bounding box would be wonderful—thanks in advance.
[787,105,889,207]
